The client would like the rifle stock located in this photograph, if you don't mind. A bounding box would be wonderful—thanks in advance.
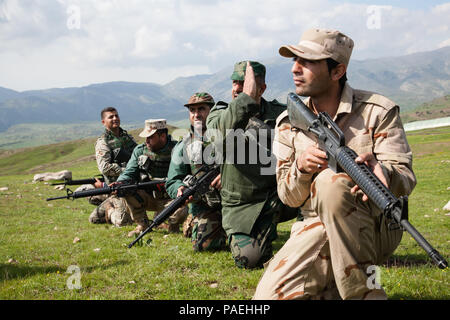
[46,180,166,201]
[287,92,448,269]
[51,175,105,186]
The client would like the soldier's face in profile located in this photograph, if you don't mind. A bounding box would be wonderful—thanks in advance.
[102,111,121,131]
[188,104,210,129]
[231,80,244,99]
[291,57,332,97]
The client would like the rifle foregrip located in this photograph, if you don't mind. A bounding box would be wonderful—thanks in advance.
[70,187,111,199]
[336,146,449,269]
[335,146,395,211]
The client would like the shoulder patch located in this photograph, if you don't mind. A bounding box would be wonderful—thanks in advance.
[213,101,228,110]
[354,90,397,111]
[275,110,289,128]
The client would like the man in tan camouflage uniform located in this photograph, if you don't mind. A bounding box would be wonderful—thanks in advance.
[88,107,137,227]
[114,119,188,237]
[166,93,227,252]
[253,28,416,299]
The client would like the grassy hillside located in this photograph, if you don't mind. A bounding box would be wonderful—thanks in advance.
[0,127,448,300]
[0,125,182,176]
[0,94,448,151]
[400,95,450,123]
[0,121,185,151]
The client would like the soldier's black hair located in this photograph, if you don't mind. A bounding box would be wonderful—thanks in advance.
[101,106,118,119]
[155,128,168,137]
[326,58,347,87]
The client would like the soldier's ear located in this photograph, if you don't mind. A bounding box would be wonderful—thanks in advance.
[259,83,267,96]
[331,63,346,82]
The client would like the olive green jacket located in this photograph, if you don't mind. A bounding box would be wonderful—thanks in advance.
[206,93,287,235]
[117,135,176,183]
[165,131,217,215]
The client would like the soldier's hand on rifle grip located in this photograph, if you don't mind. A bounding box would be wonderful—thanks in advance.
[93,178,104,189]
[296,145,328,174]
[210,174,221,190]
[177,186,193,205]
[351,152,388,201]
[109,181,121,195]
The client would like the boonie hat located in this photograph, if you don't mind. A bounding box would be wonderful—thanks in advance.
[184,92,215,108]
[230,61,266,81]
[139,119,167,138]
[279,28,354,67]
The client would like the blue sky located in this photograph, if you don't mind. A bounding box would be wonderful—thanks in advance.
[0,0,449,91]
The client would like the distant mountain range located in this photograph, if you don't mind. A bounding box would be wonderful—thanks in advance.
[0,46,449,133]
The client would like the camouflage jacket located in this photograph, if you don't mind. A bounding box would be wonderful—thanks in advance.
[117,135,176,183]
[166,128,221,215]
[206,93,287,235]
[273,83,417,218]
[95,128,137,184]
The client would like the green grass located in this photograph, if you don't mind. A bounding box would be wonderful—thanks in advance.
[0,127,449,300]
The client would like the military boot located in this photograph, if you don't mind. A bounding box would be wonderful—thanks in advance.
[89,207,106,224]
[127,218,150,238]
[182,214,195,238]
[168,223,181,233]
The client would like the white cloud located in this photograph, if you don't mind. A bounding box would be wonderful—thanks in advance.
[132,26,173,59]
[0,0,449,91]
[438,38,450,48]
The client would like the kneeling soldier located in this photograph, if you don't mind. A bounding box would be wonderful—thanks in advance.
[166,93,227,252]
[114,119,188,237]
[89,106,137,227]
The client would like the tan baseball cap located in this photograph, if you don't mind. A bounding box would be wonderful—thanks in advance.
[184,92,215,108]
[279,28,354,67]
[139,119,167,138]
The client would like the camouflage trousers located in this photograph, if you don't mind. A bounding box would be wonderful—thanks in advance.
[253,169,403,300]
[183,210,227,252]
[74,184,108,206]
[123,189,188,231]
[89,195,133,227]
[229,202,281,269]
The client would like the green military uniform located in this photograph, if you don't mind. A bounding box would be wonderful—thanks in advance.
[88,127,137,227]
[166,130,227,252]
[118,130,188,233]
[117,137,176,183]
[206,63,299,268]
[166,92,227,252]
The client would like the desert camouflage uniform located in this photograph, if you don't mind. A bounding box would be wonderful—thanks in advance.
[88,128,137,227]
[166,130,227,252]
[117,135,188,232]
[253,83,417,300]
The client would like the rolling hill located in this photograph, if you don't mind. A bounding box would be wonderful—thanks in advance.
[0,46,448,149]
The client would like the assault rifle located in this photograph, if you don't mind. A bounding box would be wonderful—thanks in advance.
[287,92,448,269]
[46,180,166,201]
[51,175,105,186]
[128,164,220,248]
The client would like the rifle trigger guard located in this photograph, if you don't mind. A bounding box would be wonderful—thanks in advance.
[66,188,74,200]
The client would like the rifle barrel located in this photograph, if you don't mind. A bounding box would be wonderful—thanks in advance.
[46,195,69,201]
